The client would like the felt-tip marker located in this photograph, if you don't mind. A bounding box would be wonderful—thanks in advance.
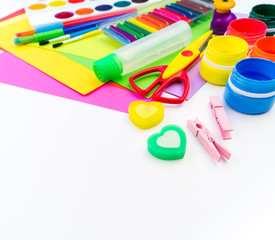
[40,12,137,46]
[14,12,137,45]
[15,8,137,37]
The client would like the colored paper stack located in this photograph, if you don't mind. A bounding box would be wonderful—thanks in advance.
[0,0,214,113]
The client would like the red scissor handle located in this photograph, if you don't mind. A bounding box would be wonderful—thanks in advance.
[129,65,190,104]
[153,69,190,104]
[129,65,167,96]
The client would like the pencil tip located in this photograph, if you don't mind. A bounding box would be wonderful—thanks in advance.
[52,42,63,48]
[39,40,49,46]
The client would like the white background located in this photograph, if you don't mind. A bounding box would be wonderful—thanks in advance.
[0,1,275,239]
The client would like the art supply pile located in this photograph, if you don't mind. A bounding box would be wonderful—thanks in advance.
[0,0,275,162]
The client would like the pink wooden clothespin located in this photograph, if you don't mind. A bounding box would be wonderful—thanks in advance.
[187,118,231,163]
[209,96,233,140]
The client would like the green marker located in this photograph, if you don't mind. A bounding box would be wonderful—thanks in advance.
[124,21,151,36]
[14,28,65,45]
[116,23,144,39]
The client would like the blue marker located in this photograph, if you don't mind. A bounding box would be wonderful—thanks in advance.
[14,12,137,45]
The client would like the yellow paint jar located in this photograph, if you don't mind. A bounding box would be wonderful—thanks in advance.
[200,36,249,85]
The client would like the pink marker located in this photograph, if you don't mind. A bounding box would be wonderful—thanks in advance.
[159,8,191,22]
[153,8,181,22]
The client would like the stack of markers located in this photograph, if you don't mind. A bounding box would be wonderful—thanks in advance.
[103,0,214,45]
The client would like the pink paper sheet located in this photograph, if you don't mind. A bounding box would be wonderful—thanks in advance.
[0,51,148,113]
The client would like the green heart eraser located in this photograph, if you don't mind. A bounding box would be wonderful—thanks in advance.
[147,125,187,160]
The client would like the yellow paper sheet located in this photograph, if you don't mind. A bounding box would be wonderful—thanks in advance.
[31,32,122,60]
[0,14,103,95]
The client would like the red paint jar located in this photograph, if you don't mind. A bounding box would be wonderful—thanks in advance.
[226,18,267,49]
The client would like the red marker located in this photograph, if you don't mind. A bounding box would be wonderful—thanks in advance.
[16,8,137,37]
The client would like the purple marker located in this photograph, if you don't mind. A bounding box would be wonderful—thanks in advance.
[109,25,137,42]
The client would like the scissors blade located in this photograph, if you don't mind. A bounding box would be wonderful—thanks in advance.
[162,30,213,80]
[162,47,200,79]
[189,30,213,51]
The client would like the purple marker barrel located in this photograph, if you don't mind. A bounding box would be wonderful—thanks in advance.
[109,25,137,42]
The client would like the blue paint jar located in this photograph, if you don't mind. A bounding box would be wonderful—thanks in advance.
[224,58,275,114]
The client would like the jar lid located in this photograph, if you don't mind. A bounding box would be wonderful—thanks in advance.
[205,35,248,66]
[250,4,275,22]
[250,37,275,62]
[226,18,267,46]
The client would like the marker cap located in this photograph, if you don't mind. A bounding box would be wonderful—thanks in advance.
[14,35,35,45]
[93,53,123,82]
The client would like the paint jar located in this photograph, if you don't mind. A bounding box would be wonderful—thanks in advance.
[224,58,275,114]
[249,4,275,36]
[249,37,275,62]
[226,18,267,49]
[200,35,248,85]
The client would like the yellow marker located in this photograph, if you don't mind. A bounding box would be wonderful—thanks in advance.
[162,30,213,79]
[129,101,164,130]
[128,18,157,33]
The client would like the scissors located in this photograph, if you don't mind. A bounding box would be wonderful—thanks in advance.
[129,30,213,104]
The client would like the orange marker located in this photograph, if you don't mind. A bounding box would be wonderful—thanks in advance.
[141,14,169,28]
[136,16,162,30]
